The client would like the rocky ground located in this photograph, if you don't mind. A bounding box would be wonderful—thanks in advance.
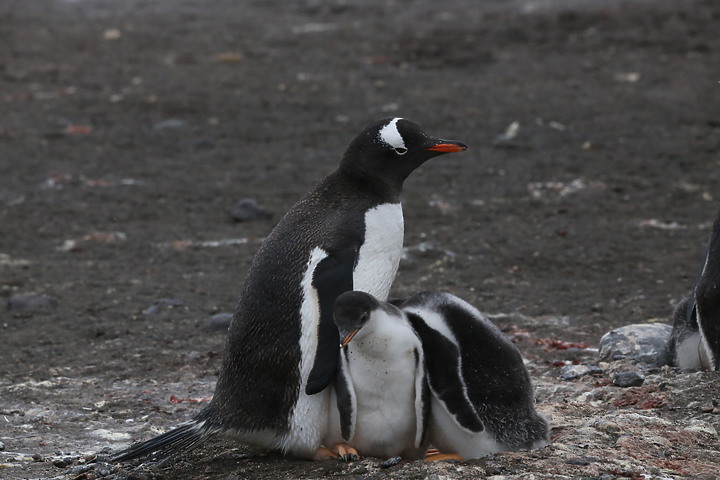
[1,0,719,479]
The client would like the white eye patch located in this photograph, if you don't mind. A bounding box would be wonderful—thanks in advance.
[377,118,407,153]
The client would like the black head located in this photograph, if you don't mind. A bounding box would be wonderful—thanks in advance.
[339,118,468,192]
[333,291,383,347]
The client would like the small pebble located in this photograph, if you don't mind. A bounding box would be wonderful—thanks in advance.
[191,138,215,150]
[32,453,43,462]
[613,371,645,388]
[592,419,621,435]
[231,198,273,222]
[561,364,602,381]
[69,464,93,475]
[204,312,233,331]
[53,458,69,468]
[380,456,402,468]
[94,462,113,476]
[153,118,187,130]
[142,298,184,316]
[684,421,718,435]
[7,293,57,312]
[0,440,4,450]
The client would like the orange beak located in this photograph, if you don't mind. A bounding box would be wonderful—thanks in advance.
[426,142,468,153]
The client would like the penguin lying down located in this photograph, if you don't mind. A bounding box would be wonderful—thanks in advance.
[668,204,720,371]
[322,290,549,460]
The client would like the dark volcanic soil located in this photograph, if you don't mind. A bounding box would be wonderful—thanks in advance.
[2,0,720,479]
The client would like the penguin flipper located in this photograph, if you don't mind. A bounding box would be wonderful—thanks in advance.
[414,346,431,449]
[406,312,484,433]
[334,350,357,441]
[306,249,357,395]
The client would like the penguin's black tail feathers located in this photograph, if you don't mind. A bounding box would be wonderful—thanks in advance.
[110,419,216,463]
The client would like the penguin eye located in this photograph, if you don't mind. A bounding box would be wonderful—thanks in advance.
[360,312,370,322]
[393,147,407,155]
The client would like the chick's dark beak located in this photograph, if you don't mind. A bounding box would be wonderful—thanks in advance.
[340,328,359,348]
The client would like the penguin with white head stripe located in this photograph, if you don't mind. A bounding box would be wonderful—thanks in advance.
[111,118,468,462]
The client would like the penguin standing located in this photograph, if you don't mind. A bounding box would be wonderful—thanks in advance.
[668,204,720,371]
[111,118,468,462]
[400,291,549,459]
[323,290,430,460]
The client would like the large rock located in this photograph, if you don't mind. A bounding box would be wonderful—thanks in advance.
[599,323,672,365]
[612,370,645,388]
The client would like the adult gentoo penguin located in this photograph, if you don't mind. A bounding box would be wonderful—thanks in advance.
[111,118,468,462]
[323,291,431,460]
[668,204,720,371]
[400,291,549,459]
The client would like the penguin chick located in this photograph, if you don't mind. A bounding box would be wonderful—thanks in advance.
[669,204,720,371]
[401,291,549,459]
[324,291,430,461]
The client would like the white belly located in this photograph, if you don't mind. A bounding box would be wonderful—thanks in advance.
[675,330,713,370]
[325,314,426,460]
[428,397,504,459]
[353,203,404,300]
